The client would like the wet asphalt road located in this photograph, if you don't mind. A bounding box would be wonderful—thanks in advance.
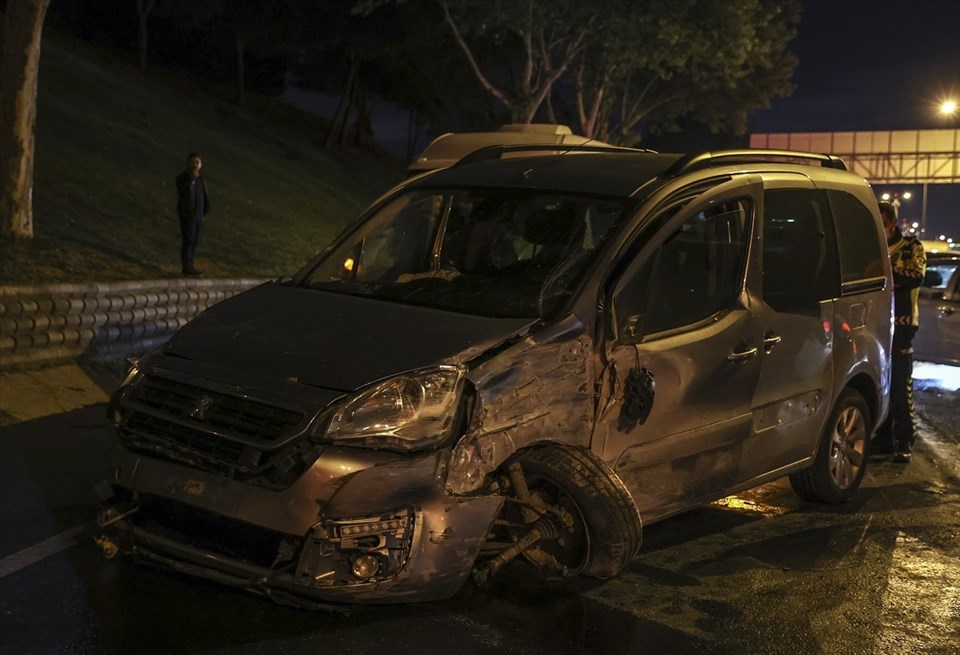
[1,384,957,655]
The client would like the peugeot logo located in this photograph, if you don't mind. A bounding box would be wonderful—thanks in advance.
[189,394,214,421]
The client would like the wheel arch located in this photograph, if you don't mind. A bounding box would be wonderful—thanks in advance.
[841,372,881,432]
[790,386,870,503]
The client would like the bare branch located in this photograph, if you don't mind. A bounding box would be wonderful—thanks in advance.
[440,1,513,111]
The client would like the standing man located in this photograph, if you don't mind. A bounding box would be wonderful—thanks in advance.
[876,201,926,463]
[175,152,210,276]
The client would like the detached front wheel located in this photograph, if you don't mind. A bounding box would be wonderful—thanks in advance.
[790,388,870,503]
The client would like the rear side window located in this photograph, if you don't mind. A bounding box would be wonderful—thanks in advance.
[924,258,959,290]
[828,190,885,283]
[762,189,839,312]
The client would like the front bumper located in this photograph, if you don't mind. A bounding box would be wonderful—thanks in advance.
[96,441,503,605]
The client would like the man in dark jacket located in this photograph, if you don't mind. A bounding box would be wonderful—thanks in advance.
[175,153,210,276]
[876,201,926,463]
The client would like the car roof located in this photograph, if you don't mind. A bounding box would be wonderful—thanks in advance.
[408,125,613,173]
[924,248,960,260]
[410,151,685,198]
[405,147,857,199]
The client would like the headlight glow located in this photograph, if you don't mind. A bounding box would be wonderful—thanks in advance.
[320,365,466,451]
[119,362,141,388]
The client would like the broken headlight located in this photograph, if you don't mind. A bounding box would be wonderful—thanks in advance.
[106,357,145,425]
[317,365,465,451]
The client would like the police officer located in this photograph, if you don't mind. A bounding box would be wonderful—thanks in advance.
[876,201,926,463]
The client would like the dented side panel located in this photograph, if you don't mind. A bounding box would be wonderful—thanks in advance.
[448,315,595,495]
[595,308,763,523]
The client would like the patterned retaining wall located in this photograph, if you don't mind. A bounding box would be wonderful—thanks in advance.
[0,278,265,370]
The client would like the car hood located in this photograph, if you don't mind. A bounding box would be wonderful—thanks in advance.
[162,282,537,391]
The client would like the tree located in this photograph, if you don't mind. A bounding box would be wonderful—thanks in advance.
[352,0,494,155]
[293,0,381,149]
[222,0,304,106]
[384,0,797,143]
[298,1,486,153]
[438,0,594,124]
[569,0,799,143]
[1,0,50,240]
[156,0,302,106]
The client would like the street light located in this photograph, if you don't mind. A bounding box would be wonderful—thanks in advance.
[940,99,957,116]
[878,190,914,221]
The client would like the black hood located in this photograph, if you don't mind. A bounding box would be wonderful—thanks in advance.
[162,282,536,391]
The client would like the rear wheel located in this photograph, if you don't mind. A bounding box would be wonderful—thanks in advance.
[790,388,870,503]
[480,445,641,580]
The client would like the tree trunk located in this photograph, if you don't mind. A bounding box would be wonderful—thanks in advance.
[351,86,370,148]
[325,55,359,150]
[135,0,155,72]
[544,93,557,125]
[0,0,50,240]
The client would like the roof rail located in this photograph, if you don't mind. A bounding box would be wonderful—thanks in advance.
[453,143,656,168]
[665,149,848,176]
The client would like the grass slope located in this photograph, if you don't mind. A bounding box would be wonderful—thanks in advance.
[1,32,405,285]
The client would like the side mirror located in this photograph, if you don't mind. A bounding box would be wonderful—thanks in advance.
[923,270,943,287]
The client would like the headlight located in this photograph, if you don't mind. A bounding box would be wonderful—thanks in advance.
[319,365,466,451]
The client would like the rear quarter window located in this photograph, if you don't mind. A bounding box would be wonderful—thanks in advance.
[828,190,885,283]
[762,189,839,310]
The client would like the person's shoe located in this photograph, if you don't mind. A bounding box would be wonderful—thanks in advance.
[182,268,203,277]
[892,451,912,464]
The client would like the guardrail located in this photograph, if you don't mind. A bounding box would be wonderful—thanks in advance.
[0,278,266,370]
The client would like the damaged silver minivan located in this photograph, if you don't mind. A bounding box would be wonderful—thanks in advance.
[96,146,892,606]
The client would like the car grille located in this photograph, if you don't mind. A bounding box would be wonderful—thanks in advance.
[134,495,297,568]
[118,374,307,469]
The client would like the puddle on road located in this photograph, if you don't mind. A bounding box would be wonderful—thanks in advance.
[711,496,787,517]
[876,531,960,653]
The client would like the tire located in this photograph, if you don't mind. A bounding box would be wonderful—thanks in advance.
[789,388,871,503]
[504,445,642,579]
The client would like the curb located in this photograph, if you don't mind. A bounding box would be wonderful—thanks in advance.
[0,278,266,370]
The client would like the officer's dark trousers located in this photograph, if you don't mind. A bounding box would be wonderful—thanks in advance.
[877,326,917,452]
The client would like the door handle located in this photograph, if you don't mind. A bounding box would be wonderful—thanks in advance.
[763,331,782,354]
[728,346,759,362]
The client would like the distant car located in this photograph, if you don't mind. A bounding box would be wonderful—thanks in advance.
[95,145,892,607]
[915,250,960,364]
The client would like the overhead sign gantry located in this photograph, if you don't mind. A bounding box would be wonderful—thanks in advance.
[751,129,959,228]
[750,129,959,183]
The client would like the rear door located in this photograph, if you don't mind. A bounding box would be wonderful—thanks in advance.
[737,178,840,482]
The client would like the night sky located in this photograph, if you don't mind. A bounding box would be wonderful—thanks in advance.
[753,0,960,133]
[750,0,960,239]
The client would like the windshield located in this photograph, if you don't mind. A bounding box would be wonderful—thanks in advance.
[300,188,628,318]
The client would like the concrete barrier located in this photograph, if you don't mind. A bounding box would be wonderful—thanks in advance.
[0,278,266,370]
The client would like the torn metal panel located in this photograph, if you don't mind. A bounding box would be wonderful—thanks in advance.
[448,321,595,495]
